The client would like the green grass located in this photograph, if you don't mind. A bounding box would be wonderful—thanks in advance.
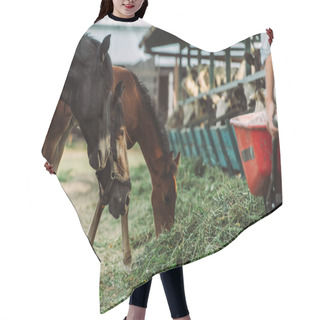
[57,168,73,182]
[58,139,267,313]
[97,156,265,313]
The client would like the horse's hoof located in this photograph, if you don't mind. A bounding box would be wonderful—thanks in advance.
[123,254,132,266]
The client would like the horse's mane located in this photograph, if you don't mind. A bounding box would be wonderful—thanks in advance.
[130,72,170,156]
[84,32,100,48]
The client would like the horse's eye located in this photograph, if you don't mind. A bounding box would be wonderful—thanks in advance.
[119,129,124,136]
[164,195,170,203]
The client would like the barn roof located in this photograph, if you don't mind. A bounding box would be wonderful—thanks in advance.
[138,27,263,66]
[86,22,262,68]
[139,26,189,50]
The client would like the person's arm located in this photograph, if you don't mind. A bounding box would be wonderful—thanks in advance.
[265,53,278,138]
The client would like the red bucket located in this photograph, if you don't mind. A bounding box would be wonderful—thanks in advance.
[230,111,281,196]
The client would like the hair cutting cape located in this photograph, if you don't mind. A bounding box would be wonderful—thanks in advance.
[41,13,283,313]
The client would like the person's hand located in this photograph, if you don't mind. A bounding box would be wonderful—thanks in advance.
[266,100,278,138]
[266,28,273,45]
[44,161,56,174]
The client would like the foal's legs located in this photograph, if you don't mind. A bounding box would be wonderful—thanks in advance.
[121,207,132,265]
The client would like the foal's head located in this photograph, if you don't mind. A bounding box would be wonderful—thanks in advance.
[96,81,131,218]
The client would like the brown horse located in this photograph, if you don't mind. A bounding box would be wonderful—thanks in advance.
[42,66,180,265]
[112,66,181,238]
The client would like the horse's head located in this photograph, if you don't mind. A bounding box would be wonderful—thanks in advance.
[96,81,131,219]
[60,33,114,171]
[151,150,181,236]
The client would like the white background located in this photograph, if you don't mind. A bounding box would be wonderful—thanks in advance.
[1,0,319,319]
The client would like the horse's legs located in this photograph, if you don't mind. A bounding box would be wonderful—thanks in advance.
[88,198,106,246]
[121,206,132,265]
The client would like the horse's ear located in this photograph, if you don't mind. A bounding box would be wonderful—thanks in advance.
[101,34,111,52]
[115,80,122,96]
[120,84,125,97]
[165,151,180,176]
[115,80,126,99]
[174,152,181,167]
[165,151,173,175]
[100,34,111,64]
